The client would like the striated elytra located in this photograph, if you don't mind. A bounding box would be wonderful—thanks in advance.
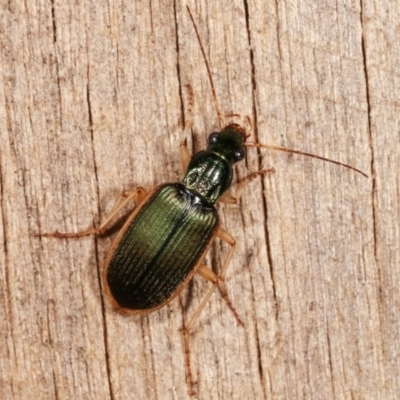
[105,183,218,311]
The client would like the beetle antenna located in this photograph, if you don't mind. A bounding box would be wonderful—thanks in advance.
[187,6,224,129]
[244,142,368,178]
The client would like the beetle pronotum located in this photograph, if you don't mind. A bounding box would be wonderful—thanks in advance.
[36,6,367,396]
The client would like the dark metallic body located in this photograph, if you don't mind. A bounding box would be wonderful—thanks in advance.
[106,183,218,310]
[104,125,246,313]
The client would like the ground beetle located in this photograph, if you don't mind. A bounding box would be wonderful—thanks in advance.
[36,7,367,396]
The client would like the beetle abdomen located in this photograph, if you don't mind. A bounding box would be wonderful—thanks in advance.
[105,183,219,311]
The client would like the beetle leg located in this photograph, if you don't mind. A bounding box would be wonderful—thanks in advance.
[219,167,275,204]
[35,187,148,238]
[182,227,242,395]
[234,167,275,200]
[182,266,215,395]
[196,264,243,326]
[215,227,244,324]
[180,84,194,172]
[218,191,237,204]
[188,227,243,327]
[182,269,221,396]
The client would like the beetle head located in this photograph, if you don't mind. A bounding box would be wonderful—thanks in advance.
[207,124,246,165]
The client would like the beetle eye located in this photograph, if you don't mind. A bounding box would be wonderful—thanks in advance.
[234,148,245,162]
[208,132,219,144]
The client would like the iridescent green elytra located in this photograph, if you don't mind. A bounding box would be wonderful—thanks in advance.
[104,124,245,313]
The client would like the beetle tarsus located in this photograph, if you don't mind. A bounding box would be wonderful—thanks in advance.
[217,276,245,326]
[182,326,197,396]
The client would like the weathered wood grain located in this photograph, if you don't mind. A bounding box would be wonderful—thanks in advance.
[1,0,398,399]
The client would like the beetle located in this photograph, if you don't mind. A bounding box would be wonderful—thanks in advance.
[36,6,367,396]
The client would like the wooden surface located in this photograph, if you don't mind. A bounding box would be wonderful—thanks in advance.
[1,0,398,399]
